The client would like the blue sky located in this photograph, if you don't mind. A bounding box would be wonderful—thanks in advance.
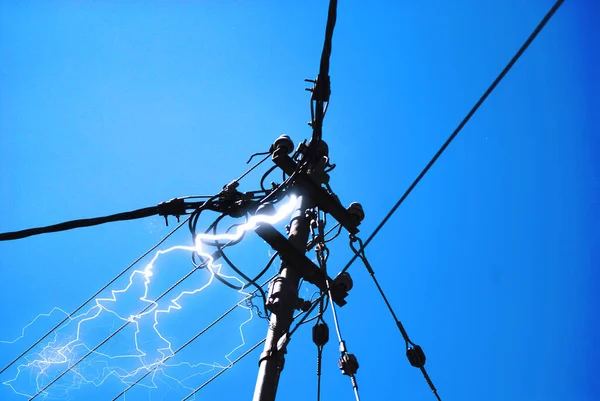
[0,1,598,400]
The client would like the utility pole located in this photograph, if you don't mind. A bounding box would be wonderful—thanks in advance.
[252,193,313,401]
[251,135,361,401]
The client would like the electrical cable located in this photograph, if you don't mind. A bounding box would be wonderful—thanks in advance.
[339,0,565,276]
[180,338,266,401]
[326,286,360,401]
[27,238,244,400]
[0,216,191,377]
[110,273,279,400]
[210,215,266,299]
[237,153,271,183]
[350,236,441,400]
[251,252,279,285]
[305,0,337,164]
[260,165,279,192]
[311,214,359,401]
[1,206,158,241]
[180,297,323,401]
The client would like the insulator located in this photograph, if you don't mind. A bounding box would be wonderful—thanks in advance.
[406,345,426,368]
[255,202,276,217]
[338,353,359,376]
[317,140,329,157]
[347,202,365,225]
[312,323,329,347]
[332,271,353,292]
[273,135,294,154]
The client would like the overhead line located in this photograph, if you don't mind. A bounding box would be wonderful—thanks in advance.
[0,216,191,376]
[27,237,246,400]
[340,0,565,275]
[181,297,323,401]
[111,273,279,400]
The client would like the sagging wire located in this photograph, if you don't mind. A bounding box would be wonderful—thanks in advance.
[349,236,441,400]
[0,216,192,377]
[260,165,280,192]
[110,273,279,400]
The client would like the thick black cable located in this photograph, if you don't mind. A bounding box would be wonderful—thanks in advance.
[318,0,337,80]
[189,195,221,239]
[340,0,565,276]
[27,239,243,400]
[0,216,191,377]
[0,206,156,241]
[209,215,269,314]
[306,0,337,162]
[110,273,278,400]
[252,252,279,284]
[180,297,322,401]
[260,165,279,192]
[238,153,271,182]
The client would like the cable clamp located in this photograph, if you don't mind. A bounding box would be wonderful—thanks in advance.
[338,352,359,376]
[157,198,186,226]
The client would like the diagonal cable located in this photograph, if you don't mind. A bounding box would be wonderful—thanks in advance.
[0,216,191,376]
[340,0,565,275]
[110,273,279,400]
[350,236,441,400]
[28,239,241,401]
[180,297,323,401]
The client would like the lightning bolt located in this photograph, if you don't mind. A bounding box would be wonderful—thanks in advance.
[0,195,297,399]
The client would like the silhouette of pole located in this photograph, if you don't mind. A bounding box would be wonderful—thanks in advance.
[252,194,313,401]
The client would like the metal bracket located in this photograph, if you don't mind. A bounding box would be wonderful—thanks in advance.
[272,149,359,235]
[254,223,348,307]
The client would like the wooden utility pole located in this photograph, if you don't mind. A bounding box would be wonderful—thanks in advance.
[252,194,313,401]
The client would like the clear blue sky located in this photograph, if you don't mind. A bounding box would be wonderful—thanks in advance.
[0,1,598,400]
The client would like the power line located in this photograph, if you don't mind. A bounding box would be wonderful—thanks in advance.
[181,298,323,401]
[111,273,278,400]
[340,0,565,276]
[27,237,247,400]
[326,281,360,401]
[181,338,267,401]
[0,216,191,376]
[1,151,272,242]
[350,236,441,400]
[0,198,212,241]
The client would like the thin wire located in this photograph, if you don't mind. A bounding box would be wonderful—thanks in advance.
[350,237,441,400]
[340,0,565,276]
[0,216,191,377]
[181,298,322,401]
[110,273,279,400]
[181,339,266,401]
[28,238,240,400]
[237,153,271,183]
[317,346,323,401]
